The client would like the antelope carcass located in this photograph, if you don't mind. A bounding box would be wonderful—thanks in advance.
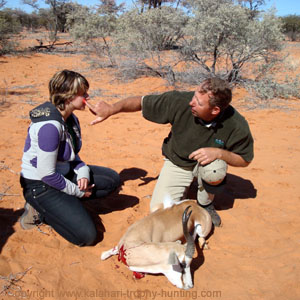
[101,200,212,289]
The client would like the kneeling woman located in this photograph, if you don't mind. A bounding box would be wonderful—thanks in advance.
[20,70,120,246]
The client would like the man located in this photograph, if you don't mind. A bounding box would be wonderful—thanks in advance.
[86,78,254,226]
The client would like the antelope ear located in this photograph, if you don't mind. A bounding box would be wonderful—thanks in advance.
[168,251,180,265]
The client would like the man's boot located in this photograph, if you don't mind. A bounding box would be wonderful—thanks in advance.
[201,203,221,227]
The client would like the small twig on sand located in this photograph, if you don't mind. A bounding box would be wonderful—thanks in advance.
[20,99,39,106]
[0,79,8,105]
[0,184,19,200]
[0,162,20,175]
[36,224,54,236]
[0,266,32,296]
[0,193,20,200]
[29,41,73,51]
[36,226,50,236]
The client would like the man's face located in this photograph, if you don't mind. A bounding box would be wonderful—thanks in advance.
[189,85,219,121]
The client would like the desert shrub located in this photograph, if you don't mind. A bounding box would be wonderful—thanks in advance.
[7,9,40,31]
[22,0,80,45]
[245,75,300,100]
[115,58,161,81]
[113,0,293,90]
[112,6,188,84]
[235,0,266,19]
[64,0,300,102]
[67,3,187,81]
[134,0,183,12]
[0,9,22,55]
[175,68,216,85]
[67,2,120,67]
[281,14,300,41]
[180,0,284,84]
[115,6,186,51]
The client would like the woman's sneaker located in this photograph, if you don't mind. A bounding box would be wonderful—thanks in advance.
[20,203,41,230]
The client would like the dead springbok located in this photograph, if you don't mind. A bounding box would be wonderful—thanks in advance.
[101,200,212,289]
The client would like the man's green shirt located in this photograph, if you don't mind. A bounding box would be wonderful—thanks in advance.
[142,90,254,168]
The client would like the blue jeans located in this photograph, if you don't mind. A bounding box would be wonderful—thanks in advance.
[20,165,120,246]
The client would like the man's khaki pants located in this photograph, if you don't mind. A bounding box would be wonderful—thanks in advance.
[150,158,215,212]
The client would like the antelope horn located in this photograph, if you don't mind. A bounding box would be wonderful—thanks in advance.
[182,206,195,259]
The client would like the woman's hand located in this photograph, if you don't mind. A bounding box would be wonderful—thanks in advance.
[82,184,95,198]
[77,178,89,190]
[77,178,95,197]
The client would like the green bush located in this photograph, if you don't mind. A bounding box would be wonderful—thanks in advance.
[64,0,300,101]
[181,0,284,84]
[112,6,188,84]
[0,9,22,55]
[281,14,300,41]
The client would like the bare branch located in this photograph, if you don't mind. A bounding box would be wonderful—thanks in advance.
[22,0,39,10]
[0,0,7,9]
[0,267,32,296]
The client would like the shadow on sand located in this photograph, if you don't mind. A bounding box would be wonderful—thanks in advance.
[187,173,257,210]
[0,207,21,254]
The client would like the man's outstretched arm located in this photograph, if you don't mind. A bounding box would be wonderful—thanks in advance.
[86,96,142,125]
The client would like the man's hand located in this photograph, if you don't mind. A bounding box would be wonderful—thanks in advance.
[85,100,114,125]
[189,147,221,165]
[86,96,143,125]
[189,148,251,167]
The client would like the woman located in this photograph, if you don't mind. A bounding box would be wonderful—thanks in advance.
[19,70,120,246]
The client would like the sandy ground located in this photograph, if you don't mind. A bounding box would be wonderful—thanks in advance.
[0,36,300,300]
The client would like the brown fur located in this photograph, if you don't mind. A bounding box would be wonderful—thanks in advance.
[119,200,212,250]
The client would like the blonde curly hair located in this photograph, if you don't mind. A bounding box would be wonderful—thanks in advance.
[49,70,89,110]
